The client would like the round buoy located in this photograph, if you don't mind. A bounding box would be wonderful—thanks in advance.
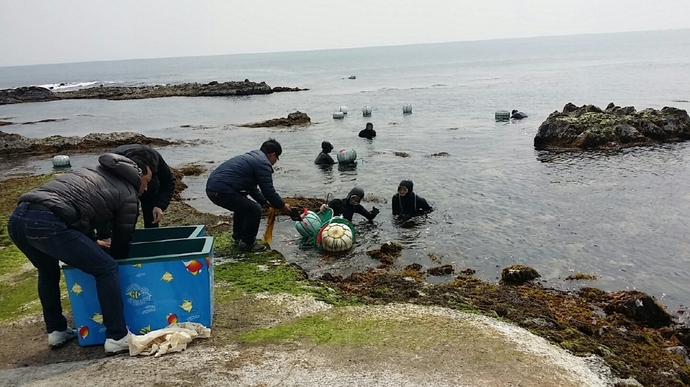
[319,222,354,252]
[495,110,510,121]
[336,149,357,164]
[362,106,372,117]
[52,155,71,168]
[403,104,413,114]
[333,112,345,119]
[295,211,323,238]
[339,106,348,114]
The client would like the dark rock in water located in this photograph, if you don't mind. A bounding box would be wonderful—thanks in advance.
[241,111,311,128]
[0,121,13,126]
[500,264,540,285]
[427,265,455,276]
[404,263,423,272]
[534,102,690,151]
[0,86,58,105]
[603,290,672,328]
[2,81,308,105]
[0,131,174,157]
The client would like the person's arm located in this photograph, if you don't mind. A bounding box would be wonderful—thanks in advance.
[329,199,345,216]
[109,194,139,260]
[392,195,401,216]
[256,163,286,209]
[355,205,378,221]
[417,195,433,214]
[249,186,267,205]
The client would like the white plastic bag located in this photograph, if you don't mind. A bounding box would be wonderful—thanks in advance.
[129,322,211,357]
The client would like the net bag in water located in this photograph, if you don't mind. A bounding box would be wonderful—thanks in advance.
[295,210,323,238]
[317,219,355,252]
[337,149,357,164]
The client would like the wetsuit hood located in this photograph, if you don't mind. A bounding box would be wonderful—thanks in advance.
[346,187,365,201]
[321,141,334,153]
[399,180,414,194]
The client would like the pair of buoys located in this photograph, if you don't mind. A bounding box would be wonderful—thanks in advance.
[294,209,355,252]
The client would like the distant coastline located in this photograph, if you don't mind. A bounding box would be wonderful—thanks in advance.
[0,80,307,105]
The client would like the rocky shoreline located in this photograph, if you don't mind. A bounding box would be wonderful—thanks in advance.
[0,131,175,157]
[0,80,308,105]
[534,102,690,151]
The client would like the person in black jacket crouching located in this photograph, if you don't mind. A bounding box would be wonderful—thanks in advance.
[111,144,176,228]
[7,153,156,354]
[206,138,300,252]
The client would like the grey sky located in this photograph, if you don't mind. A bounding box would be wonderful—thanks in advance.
[1,0,688,67]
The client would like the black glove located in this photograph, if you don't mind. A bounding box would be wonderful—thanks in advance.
[370,206,380,218]
[289,207,303,221]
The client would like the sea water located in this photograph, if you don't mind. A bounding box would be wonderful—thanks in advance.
[2,29,690,309]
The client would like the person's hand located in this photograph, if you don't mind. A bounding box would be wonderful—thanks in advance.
[152,207,164,224]
[370,206,380,218]
[96,238,111,249]
[289,207,303,221]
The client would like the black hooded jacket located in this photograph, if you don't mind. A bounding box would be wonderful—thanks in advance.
[113,144,176,210]
[18,153,141,259]
[315,141,335,165]
[391,180,432,217]
[328,187,377,222]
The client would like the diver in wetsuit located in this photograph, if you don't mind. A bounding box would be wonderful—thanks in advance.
[391,179,433,217]
[328,187,379,222]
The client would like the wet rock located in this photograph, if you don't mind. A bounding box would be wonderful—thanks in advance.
[55,80,277,101]
[241,111,311,128]
[367,242,402,265]
[319,273,343,282]
[0,131,174,157]
[272,86,309,92]
[177,163,206,176]
[534,103,690,151]
[404,263,423,272]
[603,290,672,328]
[427,264,455,276]
[288,263,308,280]
[0,86,58,105]
[0,121,13,126]
[500,264,540,285]
[459,268,476,276]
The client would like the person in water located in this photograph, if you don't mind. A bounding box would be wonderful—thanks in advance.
[328,187,380,222]
[358,122,376,139]
[314,141,335,165]
[392,179,433,217]
[510,110,528,119]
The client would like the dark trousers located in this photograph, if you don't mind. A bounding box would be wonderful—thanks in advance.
[7,202,127,339]
[206,189,261,245]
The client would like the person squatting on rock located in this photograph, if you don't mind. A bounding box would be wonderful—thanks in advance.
[358,122,377,139]
[328,187,380,222]
[7,152,156,354]
[206,138,301,252]
[391,179,433,217]
[314,141,335,165]
[96,144,176,247]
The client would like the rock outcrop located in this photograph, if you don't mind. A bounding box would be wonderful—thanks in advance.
[0,86,58,105]
[240,111,311,128]
[0,131,174,157]
[0,80,307,105]
[534,103,690,151]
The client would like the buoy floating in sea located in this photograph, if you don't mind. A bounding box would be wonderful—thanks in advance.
[495,110,510,121]
[52,155,71,168]
[333,112,345,119]
[362,106,372,117]
[336,149,357,164]
[339,106,348,114]
[402,104,413,114]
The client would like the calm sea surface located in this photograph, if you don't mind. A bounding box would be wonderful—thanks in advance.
[2,30,690,309]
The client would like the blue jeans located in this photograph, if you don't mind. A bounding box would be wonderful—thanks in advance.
[7,202,127,340]
[206,189,262,245]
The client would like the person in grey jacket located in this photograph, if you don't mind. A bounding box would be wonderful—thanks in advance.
[7,153,155,354]
[206,139,300,252]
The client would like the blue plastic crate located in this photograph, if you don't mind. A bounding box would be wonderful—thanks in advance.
[63,236,214,346]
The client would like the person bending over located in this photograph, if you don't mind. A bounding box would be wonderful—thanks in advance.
[328,187,380,222]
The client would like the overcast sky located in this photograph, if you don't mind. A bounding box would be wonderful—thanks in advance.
[1,0,688,67]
